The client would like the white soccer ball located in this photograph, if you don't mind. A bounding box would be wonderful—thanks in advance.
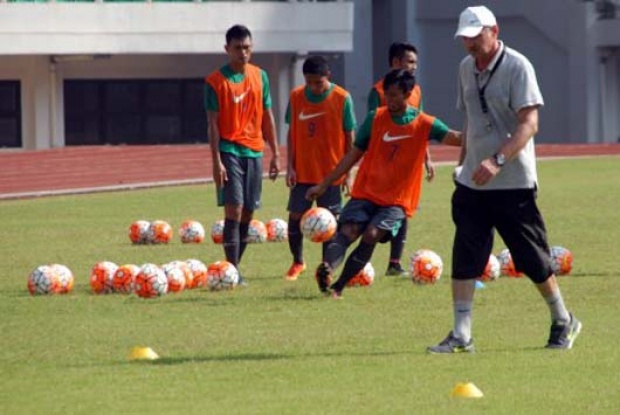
[134,263,168,298]
[28,265,59,295]
[211,220,224,244]
[300,207,337,243]
[266,218,288,242]
[347,262,375,287]
[549,246,573,276]
[206,261,240,291]
[478,254,501,282]
[179,220,206,244]
[50,263,74,294]
[410,249,443,285]
[247,219,267,243]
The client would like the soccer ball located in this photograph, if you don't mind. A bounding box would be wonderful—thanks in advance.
[550,246,573,276]
[129,220,151,244]
[134,263,168,298]
[90,261,119,294]
[206,261,240,291]
[165,260,193,288]
[149,220,172,244]
[478,254,501,282]
[50,264,74,294]
[113,264,140,294]
[410,249,443,285]
[162,262,187,293]
[266,218,288,242]
[28,265,59,295]
[300,207,337,243]
[347,262,375,287]
[211,219,224,244]
[497,248,523,278]
[247,219,267,243]
[179,220,205,244]
[186,258,208,288]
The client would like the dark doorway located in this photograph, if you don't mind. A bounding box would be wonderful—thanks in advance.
[0,81,22,148]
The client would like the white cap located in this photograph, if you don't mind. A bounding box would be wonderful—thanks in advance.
[454,6,497,38]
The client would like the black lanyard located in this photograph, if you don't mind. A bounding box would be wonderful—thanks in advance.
[476,48,506,114]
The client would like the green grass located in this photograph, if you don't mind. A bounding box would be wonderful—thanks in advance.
[1,157,619,414]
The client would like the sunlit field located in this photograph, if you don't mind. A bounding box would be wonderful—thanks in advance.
[1,157,618,415]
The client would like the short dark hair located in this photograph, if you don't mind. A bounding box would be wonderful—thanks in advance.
[388,42,418,66]
[302,55,330,76]
[383,69,416,95]
[226,25,252,44]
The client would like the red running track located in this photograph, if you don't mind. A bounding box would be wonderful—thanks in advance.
[1,143,619,200]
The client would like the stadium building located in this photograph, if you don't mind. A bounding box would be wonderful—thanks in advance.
[0,0,618,150]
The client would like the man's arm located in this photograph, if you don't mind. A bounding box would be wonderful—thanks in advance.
[207,110,226,187]
[471,105,539,186]
[306,146,365,201]
[262,108,280,181]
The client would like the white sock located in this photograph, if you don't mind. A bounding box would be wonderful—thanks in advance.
[453,300,473,343]
[545,290,570,324]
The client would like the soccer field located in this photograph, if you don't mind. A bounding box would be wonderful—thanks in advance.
[1,157,619,415]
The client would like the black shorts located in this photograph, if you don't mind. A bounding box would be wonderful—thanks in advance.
[287,183,343,216]
[218,152,262,210]
[339,198,404,241]
[451,183,553,283]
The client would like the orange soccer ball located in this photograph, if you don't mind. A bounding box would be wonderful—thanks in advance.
[113,264,141,294]
[206,261,240,291]
[134,263,168,298]
[149,220,173,244]
[497,249,523,278]
[129,220,151,244]
[185,258,208,289]
[410,249,443,285]
[211,220,225,244]
[550,246,573,276]
[179,220,205,244]
[162,262,187,293]
[478,254,501,282]
[28,265,59,295]
[347,262,375,287]
[90,261,119,294]
[247,219,267,243]
[50,264,74,294]
[266,218,288,242]
[300,207,337,243]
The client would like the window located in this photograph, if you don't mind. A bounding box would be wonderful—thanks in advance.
[0,81,22,148]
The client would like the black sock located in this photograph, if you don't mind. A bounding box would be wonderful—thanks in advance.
[389,219,407,263]
[223,219,240,267]
[238,221,250,263]
[323,233,352,270]
[332,241,376,291]
[288,218,303,264]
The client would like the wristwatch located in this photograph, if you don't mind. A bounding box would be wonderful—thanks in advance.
[493,152,506,167]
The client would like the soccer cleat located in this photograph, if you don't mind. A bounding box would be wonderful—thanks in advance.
[427,331,475,354]
[386,262,409,277]
[285,262,306,281]
[330,289,343,300]
[237,273,249,287]
[546,313,582,349]
[315,263,333,294]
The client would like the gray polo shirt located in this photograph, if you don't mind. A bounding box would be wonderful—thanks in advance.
[455,41,544,190]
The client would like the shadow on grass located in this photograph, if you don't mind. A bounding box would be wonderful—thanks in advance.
[134,349,412,366]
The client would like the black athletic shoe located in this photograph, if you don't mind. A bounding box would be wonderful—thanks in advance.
[427,331,475,354]
[386,262,409,277]
[546,313,582,349]
[315,263,332,294]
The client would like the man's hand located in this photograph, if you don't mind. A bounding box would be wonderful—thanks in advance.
[471,158,501,186]
[269,157,280,181]
[213,161,227,188]
[425,161,436,182]
[305,184,327,201]
[286,167,297,188]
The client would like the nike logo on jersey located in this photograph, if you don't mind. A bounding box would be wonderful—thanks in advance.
[382,132,411,142]
[298,111,326,121]
[233,89,250,104]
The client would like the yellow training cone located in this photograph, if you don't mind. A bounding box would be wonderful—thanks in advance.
[451,382,484,398]
[128,346,160,361]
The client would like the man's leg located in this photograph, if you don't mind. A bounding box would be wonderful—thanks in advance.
[386,219,408,276]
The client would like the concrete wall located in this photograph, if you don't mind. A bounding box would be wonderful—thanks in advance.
[347,0,620,144]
